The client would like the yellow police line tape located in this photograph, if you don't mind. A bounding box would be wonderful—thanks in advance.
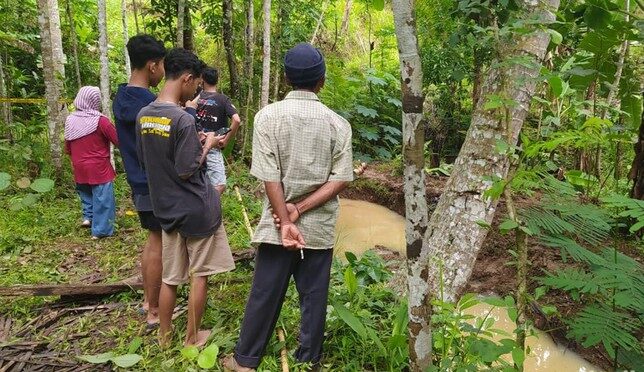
[0,98,73,104]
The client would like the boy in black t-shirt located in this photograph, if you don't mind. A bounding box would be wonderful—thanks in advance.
[192,67,241,195]
[136,49,235,347]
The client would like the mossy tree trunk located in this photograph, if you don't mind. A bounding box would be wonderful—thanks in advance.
[37,0,68,175]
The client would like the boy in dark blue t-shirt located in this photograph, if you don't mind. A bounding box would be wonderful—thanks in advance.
[112,35,167,326]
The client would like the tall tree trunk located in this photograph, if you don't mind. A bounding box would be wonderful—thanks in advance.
[472,48,483,108]
[242,0,255,158]
[630,109,644,200]
[272,0,285,101]
[310,0,328,45]
[223,0,240,98]
[121,0,131,80]
[37,0,69,174]
[602,0,629,120]
[425,0,560,301]
[64,0,82,90]
[177,0,185,48]
[98,0,111,115]
[183,5,194,51]
[392,1,430,370]
[340,0,352,39]
[131,0,140,34]
[260,0,271,108]
[0,52,11,130]
[394,0,560,369]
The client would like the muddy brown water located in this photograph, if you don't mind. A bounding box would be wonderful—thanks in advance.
[334,198,603,372]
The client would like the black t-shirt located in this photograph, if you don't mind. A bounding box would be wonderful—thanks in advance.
[136,102,221,237]
[195,91,237,132]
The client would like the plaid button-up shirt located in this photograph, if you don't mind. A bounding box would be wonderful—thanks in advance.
[250,90,354,249]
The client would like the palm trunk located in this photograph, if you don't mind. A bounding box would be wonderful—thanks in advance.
[37,0,68,174]
[392,1,430,370]
[98,0,111,115]
[223,0,239,98]
[260,0,271,108]
[121,0,131,80]
[64,0,82,90]
[177,0,185,48]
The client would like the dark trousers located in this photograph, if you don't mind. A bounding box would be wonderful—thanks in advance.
[234,243,333,368]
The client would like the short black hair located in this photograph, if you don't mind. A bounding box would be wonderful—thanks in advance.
[163,48,205,80]
[202,67,219,86]
[127,35,166,69]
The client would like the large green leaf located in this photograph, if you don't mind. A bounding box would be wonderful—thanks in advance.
[77,352,114,364]
[332,301,367,339]
[110,354,142,368]
[197,344,219,369]
[584,0,613,30]
[180,345,199,361]
[579,29,621,54]
[30,178,55,193]
[0,172,10,191]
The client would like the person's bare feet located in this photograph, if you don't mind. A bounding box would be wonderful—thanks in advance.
[222,355,256,372]
[146,308,159,327]
[185,329,211,348]
[158,326,173,349]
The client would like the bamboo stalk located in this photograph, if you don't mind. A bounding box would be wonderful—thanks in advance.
[234,185,254,238]
[277,328,289,372]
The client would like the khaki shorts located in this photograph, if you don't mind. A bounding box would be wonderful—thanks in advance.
[162,224,236,285]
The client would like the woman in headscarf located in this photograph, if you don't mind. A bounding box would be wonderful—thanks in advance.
[65,86,119,239]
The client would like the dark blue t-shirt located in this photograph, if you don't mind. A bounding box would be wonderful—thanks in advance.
[113,84,156,197]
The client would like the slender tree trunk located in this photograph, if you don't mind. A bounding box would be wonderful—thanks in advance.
[177,0,185,48]
[132,0,140,34]
[98,0,111,115]
[272,0,285,101]
[242,0,255,158]
[630,109,644,200]
[602,0,630,120]
[340,0,352,39]
[37,0,69,174]
[504,187,528,369]
[223,0,240,98]
[425,0,560,302]
[310,0,328,45]
[64,0,82,90]
[121,0,131,80]
[260,0,271,108]
[0,52,11,129]
[183,4,194,51]
[392,1,430,370]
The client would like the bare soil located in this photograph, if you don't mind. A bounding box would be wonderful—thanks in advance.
[339,165,630,371]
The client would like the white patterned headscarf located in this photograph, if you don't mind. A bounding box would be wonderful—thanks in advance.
[64,86,103,141]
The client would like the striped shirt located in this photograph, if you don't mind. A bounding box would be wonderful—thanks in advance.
[250,90,354,250]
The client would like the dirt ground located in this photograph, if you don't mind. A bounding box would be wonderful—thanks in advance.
[340,166,626,371]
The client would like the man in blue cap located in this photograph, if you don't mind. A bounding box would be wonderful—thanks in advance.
[223,43,354,371]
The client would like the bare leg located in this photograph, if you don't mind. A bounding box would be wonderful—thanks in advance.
[158,282,177,348]
[143,231,162,323]
[184,275,210,346]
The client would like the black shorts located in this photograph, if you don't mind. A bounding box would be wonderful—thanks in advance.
[137,211,162,231]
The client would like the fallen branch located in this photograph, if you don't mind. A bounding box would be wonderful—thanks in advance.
[1,251,256,298]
